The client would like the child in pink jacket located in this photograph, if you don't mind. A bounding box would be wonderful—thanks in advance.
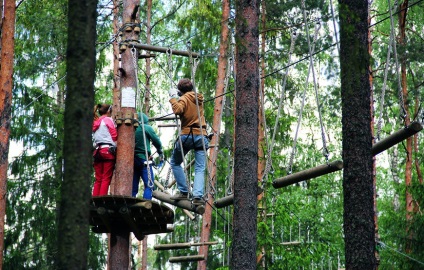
[92,104,117,196]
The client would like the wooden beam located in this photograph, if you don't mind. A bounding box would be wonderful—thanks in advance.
[158,124,178,128]
[131,43,200,58]
[272,121,423,188]
[372,121,422,155]
[129,201,152,210]
[154,241,218,250]
[153,183,195,220]
[169,254,205,263]
[152,190,205,215]
[149,115,178,122]
[214,188,263,209]
[119,206,144,241]
[96,207,113,232]
[155,243,191,250]
[272,160,344,188]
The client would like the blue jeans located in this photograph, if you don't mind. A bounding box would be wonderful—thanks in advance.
[133,156,155,199]
[170,134,209,198]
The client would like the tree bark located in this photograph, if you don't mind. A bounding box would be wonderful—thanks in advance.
[197,1,230,269]
[231,1,260,269]
[109,0,140,267]
[0,0,16,267]
[257,0,267,267]
[397,0,414,253]
[339,0,377,269]
[57,0,98,268]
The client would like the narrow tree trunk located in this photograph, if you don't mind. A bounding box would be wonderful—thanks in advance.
[197,1,230,269]
[140,1,152,268]
[141,236,148,270]
[57,0,98,268]
[368,9,380,268]
[256,0,267,267]
[0,1,16,266]
[339,0,377,269]
[397,0,414,253]
[231,1,260,269]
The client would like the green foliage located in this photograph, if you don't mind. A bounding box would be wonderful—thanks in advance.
[6,0,112,268]
[7,0,424,268]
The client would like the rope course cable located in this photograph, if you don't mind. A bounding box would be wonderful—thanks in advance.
[388,0,408,122]
[378,241,424,266]
[376,14,394,141]
[299,3,329,163]
[287,18,321,175]
[132,46,155,190]
[264,31,298,183]
[186,41,212,201]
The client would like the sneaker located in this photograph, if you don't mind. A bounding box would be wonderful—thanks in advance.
[192,198,205,206]
[170,192,189,200]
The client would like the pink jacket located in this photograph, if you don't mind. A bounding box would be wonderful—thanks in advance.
[93,116,117,146]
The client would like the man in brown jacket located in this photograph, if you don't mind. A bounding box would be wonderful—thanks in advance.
[168,78,209,205]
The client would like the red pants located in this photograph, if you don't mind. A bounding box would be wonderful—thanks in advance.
[92,147,116,196]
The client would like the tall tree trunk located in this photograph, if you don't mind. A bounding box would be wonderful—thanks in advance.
[368,8,380,267]
[108,1,121,268]
[109,0,139,267]
[256,0,267,267]
[339,0,377,269]
[232,1,260,269]
[139,1,152,268]
[397,0,414,253]
[197,1,230,269]
[0,0,16,266]
[57,0,98,268]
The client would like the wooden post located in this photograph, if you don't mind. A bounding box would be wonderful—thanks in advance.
[152,190,205,215]
[109,0,140,268]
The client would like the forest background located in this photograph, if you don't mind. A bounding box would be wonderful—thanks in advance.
[2,0,424,269]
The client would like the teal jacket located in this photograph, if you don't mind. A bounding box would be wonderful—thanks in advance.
[135,113,163,160]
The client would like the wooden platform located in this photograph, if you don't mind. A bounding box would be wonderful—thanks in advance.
[89,195,174,240]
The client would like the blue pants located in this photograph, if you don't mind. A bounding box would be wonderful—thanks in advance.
[170,134,209,199]
[133,156,155,199]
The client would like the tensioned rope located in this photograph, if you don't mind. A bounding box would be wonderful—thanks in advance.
[9,0,423,136]
[262,31,298,185]
[378,241,424,266]
[376,8,394,141]
[206,41,232,198]
[301,0,329,163]
[389,0,408,122]
[287,20,321,174]
[132,46,154,190]
[187,41,212,200]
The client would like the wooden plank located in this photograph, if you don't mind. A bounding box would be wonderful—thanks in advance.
[214,188,263,209]
[152,190,205,215]
[372,121,422,155]
[169,255,205,263]
[272,160,344,188]
[154,241,218,250]
[272,121,423,188]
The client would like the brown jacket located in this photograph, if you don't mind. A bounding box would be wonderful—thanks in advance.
[169,91,207,136]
